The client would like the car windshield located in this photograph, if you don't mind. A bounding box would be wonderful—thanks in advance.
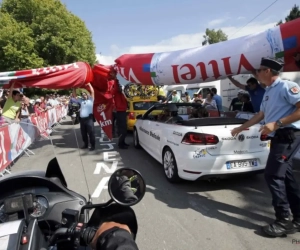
[133,101,158,110]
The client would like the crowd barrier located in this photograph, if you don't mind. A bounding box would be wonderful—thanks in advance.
[0,105,68,175]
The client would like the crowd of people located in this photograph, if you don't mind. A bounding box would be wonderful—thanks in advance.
[169,75,266,115]
[170,87,223,111]
[0,83,70,126]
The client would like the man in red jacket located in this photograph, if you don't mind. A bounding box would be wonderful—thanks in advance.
[112,78,129,149]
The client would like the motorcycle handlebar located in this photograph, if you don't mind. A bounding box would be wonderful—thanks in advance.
[49,224,97,247]
[48,228,68,245]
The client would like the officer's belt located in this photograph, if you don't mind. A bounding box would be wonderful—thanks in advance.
[80,114,93,120]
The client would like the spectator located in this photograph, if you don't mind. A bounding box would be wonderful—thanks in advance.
[203,93,217,110]
[210,88,222,111]
[157,87,166,102]
[34,99,42,116]
[241,94,254,113]
[229,91,244,111]
[184,92,191,102]
[170,90,181,103]
[228,76,265,113]
[39,96,46,110]
[192,93,203,104]
[45,94,54,107]
[24,97,35,115]
[0,90,9,109]
[2,83,22,123]
[20,102,30,119]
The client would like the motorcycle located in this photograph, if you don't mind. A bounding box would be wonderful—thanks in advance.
[0,121,146,250]
[68,102,81,125]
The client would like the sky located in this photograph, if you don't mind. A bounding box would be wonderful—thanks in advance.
[60,0,297,66]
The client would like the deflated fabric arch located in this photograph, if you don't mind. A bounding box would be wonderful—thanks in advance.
[0,18,299,140]
[114,18,300,86]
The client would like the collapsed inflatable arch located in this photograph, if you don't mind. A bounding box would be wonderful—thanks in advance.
[114,18,300,86]
[0,18,299,139]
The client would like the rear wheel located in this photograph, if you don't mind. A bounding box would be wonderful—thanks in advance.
[133,128,141,149]
[163,148,181,183]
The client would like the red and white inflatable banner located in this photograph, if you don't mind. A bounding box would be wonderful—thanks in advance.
[115,18,300,86]
[0,105,67,173]
[2,19,299,140]
[0,62,93,89]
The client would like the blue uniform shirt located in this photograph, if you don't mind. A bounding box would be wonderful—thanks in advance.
[260,78,300,136]
[245,84,265,113]
[79,97,94,118]
[212,94,223,111]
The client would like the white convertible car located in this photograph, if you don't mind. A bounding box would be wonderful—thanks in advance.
[133,103,270,183]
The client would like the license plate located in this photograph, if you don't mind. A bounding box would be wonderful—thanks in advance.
[226,160,257,169]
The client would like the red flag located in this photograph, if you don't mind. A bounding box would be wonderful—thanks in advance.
[92,65,116,139]
[93,91,113,139]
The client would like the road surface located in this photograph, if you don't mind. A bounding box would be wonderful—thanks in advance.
[12,118,299,250]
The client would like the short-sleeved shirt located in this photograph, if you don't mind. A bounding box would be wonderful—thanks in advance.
[2,97,21,119]
[242,101,254,113]
[79,97,94,118]
[212,94,222,111]
[230,97,243,111]
[260,78,300,136]
[171,95,181,103]
[245,84,265,113]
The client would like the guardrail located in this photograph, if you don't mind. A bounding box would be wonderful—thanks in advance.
[0,105,68,176]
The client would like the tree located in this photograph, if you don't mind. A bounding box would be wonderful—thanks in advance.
[0,0,96,72]
[0,12,44,71]
[202,28,228,46]
[276,4,300,26]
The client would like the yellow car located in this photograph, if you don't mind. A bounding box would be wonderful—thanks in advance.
[127,97,159,131]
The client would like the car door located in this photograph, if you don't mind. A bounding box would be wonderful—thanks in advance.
[149,119,163,160]
[139,106,163,155]
[136,111,154,152]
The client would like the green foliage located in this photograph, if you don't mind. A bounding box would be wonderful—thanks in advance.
[276,4,300,25]
[24,87,91,98]
[0,0,96,72]
[0,12,44,71]
[23,88,71,98]
[202,28,228,46]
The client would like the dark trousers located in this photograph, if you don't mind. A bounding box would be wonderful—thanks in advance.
[116,111,127,146]
[264,135,300,219]
[113,111,117,135]
[80,115,95,148]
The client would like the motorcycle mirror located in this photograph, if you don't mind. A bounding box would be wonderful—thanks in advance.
[108,168,146,206]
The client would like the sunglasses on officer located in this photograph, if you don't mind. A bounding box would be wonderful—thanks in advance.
[256,67,269,73]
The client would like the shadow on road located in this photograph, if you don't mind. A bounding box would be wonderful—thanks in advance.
[116,138,300,236]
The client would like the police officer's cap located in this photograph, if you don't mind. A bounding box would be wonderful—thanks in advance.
[260,57,283,71]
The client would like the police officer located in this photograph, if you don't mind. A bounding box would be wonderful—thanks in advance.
[72,83,96,151]
[231,57,300,237]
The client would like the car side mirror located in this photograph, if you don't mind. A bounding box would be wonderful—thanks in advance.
[136,114,143,120]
